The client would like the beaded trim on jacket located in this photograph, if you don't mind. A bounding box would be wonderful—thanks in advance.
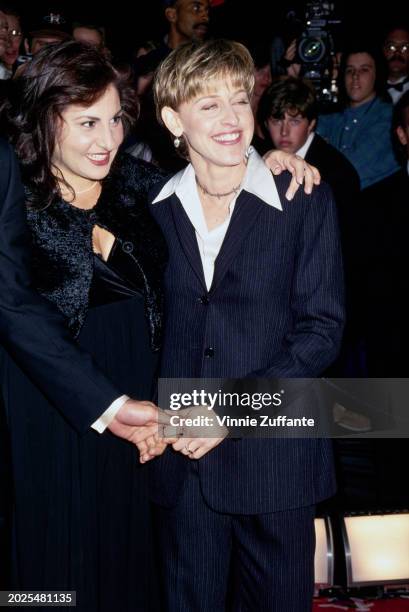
[25,153,167,351]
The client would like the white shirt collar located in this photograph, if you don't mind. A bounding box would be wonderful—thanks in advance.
[152,147,282,211]
[296,132,315,160]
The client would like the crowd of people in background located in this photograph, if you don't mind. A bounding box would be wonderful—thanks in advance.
[1,0,406,376]
[0,2,409,609]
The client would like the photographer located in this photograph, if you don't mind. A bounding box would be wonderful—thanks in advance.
[275,0,342,107]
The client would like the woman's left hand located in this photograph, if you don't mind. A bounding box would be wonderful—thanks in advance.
[166,405,228,459]
[171,435,227,460]
[263,150,321,200]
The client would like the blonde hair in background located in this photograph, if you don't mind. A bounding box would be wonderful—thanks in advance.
[153,38,255,121]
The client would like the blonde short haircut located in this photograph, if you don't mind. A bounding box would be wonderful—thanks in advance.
[153,38,255,120]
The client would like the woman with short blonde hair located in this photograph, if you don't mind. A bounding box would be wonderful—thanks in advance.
[148,38,344,611]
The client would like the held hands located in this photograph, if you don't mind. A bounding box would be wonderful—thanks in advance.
[138,405,229,463]
[108,399,161,446]
[108,399,170,462]
[263,150,321,200]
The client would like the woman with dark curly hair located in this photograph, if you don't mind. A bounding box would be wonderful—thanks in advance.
[0,40,168,611]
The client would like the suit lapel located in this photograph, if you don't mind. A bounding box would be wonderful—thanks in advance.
[169,194,207,290]
[210,191,265,294]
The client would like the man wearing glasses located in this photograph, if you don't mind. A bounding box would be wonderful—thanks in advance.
[383,25,409,104]
[0,5,22,79]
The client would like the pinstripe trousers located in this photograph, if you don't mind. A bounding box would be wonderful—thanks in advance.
[154,463,316,612]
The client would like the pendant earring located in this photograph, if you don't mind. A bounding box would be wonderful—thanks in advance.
[174,137,181,148]
[244,145,254,160]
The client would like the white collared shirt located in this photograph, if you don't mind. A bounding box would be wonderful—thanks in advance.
[153,148,282,290]
[387,77,409,104]
[296,132,315,159]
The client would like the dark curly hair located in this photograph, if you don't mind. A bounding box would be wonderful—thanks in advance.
[0,40,139,209]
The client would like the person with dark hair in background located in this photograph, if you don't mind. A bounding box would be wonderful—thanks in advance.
[0,40,168,610]
[11,9,72,79]
[134,0,211,79]
[24,10,71,55]
[72,22,105,50]
[257,76,361,374]
[131,0,212,173]
[164,0,210,48]
[317,42,400,190]
[257,76,360,203]
[0,4,22,78]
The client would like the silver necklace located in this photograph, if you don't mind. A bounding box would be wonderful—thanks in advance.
[195,176,241,200]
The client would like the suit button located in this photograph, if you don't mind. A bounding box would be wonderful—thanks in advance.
[122,241,133,254]
[89,212,97,223]
[198,295,210,305]
[204,347,214,358]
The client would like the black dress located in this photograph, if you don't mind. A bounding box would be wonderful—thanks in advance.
[2,241,160,611]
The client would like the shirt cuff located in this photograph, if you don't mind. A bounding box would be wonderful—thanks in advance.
[91,395,130,433]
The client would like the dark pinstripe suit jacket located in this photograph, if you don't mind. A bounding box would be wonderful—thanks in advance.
[149,171,344,514]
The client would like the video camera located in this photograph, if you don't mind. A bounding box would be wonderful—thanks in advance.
[289,1,342,106]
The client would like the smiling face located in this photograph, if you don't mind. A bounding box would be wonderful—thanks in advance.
[52,83,124,192]
[162,77,254,172]
[344,52,377,107]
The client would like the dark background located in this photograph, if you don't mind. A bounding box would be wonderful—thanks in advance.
[11,1,409,60]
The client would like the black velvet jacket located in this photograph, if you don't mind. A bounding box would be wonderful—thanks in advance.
[25,153,167,351]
